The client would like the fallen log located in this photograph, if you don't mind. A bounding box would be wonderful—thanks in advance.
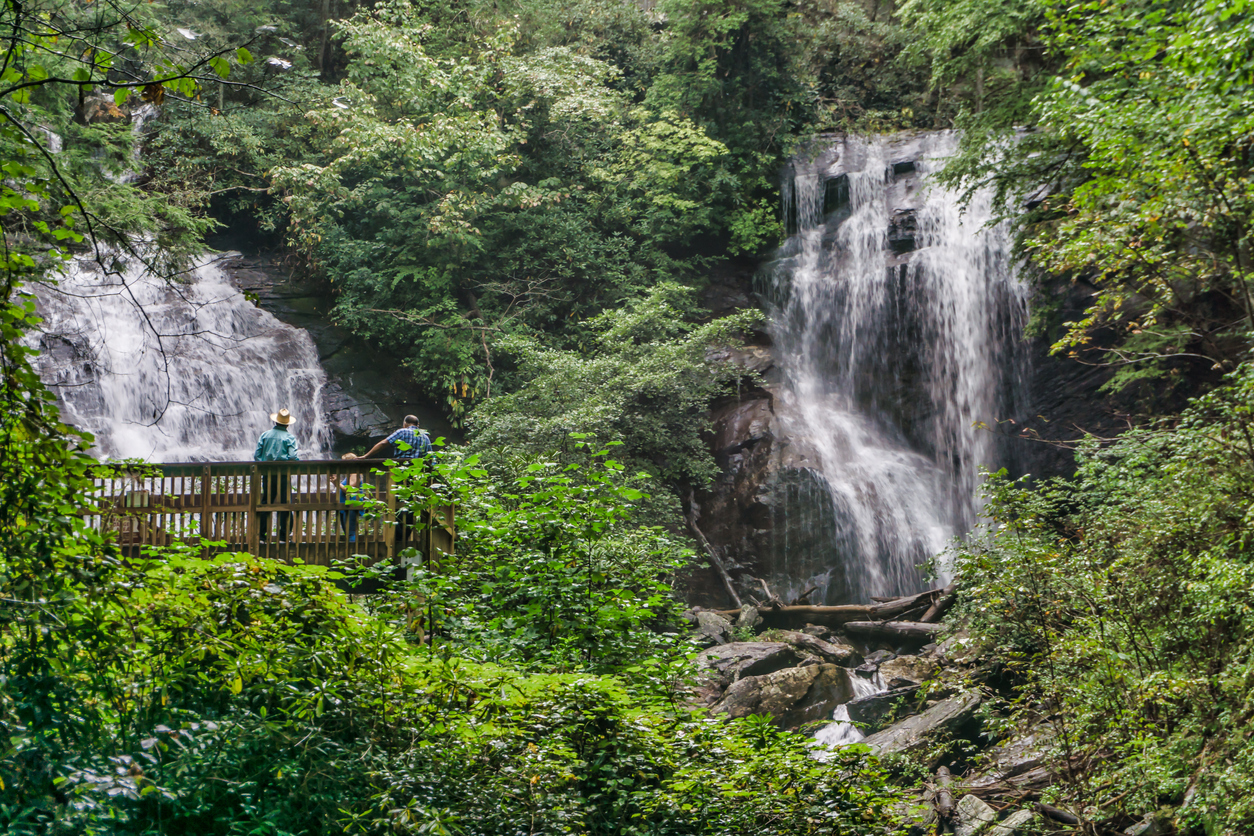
[1036,803,1080,826]
[934,766,955,825]
[712,604,874,629]
[844,621,944,641]
[921,582,958,624]
[867,589,943,621]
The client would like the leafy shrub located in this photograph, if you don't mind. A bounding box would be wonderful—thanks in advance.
[953,362,1254,834]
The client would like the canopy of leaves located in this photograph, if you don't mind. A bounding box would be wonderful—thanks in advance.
[908,0,1254,392]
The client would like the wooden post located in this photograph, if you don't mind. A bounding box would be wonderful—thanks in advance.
[248,464,260,556]
[385,470,396,564]
[201,465,211,557]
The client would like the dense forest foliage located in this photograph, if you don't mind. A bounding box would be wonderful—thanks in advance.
[3,0,1254,833]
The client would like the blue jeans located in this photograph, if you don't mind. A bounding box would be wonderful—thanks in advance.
[338,484,361,541]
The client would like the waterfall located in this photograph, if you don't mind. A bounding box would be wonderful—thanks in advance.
[28,250,332,461]
[813,673,883,751]
[764,132,1027,604]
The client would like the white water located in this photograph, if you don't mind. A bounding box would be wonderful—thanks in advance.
[767,133,1027,603]
[813,673,883,750]
[29,249,331,461]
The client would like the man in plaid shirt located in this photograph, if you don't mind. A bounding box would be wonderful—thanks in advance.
[364,415,431,550]
[364,415,431,459]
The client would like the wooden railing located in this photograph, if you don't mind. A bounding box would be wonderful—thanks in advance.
[85,459,454,569]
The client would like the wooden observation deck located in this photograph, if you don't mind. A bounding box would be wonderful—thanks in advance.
[86,459,454,569]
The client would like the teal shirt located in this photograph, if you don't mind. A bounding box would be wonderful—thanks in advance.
[254,427,300,462]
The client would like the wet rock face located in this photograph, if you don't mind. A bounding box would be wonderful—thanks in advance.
[217,253,455,451]
[888,208,918,255]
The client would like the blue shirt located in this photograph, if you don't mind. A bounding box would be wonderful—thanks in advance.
[386,427,431,458]
[254,427,300,462]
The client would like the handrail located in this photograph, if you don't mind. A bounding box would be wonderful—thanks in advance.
[82,459,454,570]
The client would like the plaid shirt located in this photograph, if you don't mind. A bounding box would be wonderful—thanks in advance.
[386,427,431,458]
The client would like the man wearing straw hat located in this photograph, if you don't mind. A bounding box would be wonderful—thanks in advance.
[254,408,300,543]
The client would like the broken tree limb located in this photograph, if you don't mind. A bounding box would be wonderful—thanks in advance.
[788,584,818,606]
[867,588,944,621]
[844,621,944,641]
[752,576,783,609]
[685,490,741,609]
[921,582,959,624]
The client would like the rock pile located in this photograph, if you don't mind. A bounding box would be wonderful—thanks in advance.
[683,583,1069,835]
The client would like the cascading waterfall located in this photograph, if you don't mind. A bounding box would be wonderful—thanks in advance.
[765,132,1028,605]
[29,250,332,461]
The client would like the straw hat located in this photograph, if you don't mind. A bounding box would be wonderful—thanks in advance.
[270,408,295,425]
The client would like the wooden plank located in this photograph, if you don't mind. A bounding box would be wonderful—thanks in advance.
[248,465,260,555]
[200,466,210,556]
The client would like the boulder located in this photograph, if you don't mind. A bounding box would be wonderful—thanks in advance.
[984,728,1053,780]
[953,794,997,836]
[1124,815,1167,836]
[855,649,895,678]
[878,654,938,688]
[802,623,835,640]
[990,810,1037,836]
[79,93,130,124]
[865,649,896,666]
[771,630,863,666]
[735,604,763,631]
[845,685,923,732]
[935,629,984,665]
[860,691,982,763]
[714,663,857,729]
[694,610,733,646]
[695,642,805,687]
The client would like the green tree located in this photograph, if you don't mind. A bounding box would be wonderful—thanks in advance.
[470,283,762,487]
[910,0,1254,389]
[270,1,743,421]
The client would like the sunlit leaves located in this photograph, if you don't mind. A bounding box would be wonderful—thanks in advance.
[955,361,1254,829]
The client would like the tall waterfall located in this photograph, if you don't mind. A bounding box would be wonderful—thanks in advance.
[29,251,332,461]
[765,132,1027,604]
